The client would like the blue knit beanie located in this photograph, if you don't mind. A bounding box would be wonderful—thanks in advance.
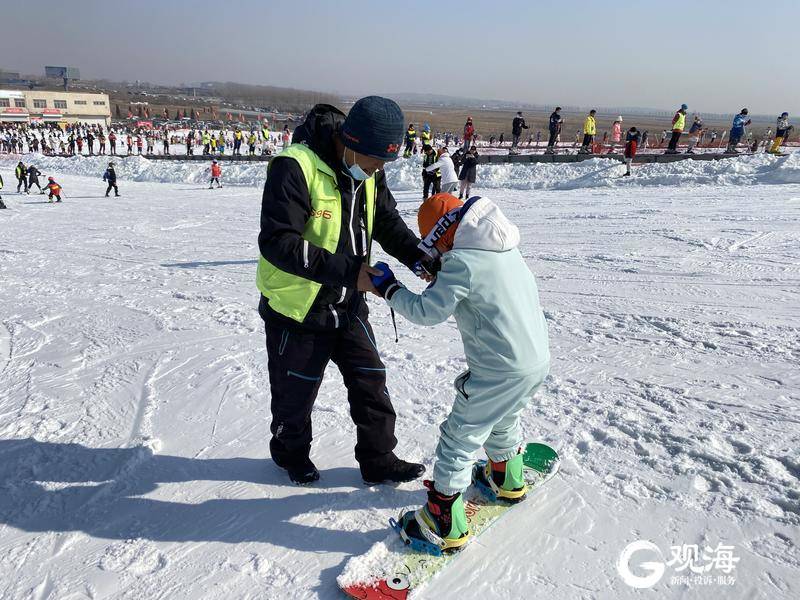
[341,96,405,161]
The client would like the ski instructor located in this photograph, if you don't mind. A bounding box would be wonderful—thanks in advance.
[257,96,432,485]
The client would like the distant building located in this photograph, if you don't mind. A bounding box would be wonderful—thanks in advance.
[0,71,21,84]
[0,89,111,125]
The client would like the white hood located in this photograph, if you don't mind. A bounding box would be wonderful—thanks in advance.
[453,196,520,251]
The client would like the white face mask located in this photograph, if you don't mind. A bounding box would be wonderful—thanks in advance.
[343,148,370,180]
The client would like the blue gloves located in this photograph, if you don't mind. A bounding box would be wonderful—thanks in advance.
[370,262,404,300]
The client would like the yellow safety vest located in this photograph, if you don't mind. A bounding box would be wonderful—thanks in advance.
[673,112,686,131]
[256,143,376,323]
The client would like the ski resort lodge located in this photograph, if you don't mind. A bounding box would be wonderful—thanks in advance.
[0,90,112,126]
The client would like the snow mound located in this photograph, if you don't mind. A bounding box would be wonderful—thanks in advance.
[4,151,800,191]
[1,154,270,188]
[385,152,800,191]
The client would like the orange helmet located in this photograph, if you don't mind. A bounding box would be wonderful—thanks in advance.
[418,193,463,254]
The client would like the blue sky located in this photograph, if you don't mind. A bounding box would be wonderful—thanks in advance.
[2,0,798,114]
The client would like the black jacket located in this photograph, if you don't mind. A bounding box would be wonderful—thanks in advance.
[549,112,563,133]
[258,104,423,331]
[458,152,478,183]
[512,117,528,136]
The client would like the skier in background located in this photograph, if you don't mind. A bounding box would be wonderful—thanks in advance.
[15,161,27,193]
[403,124,417,158]
[425,147,458,194]
[579,110,597,154]
[27,164,43,194]
[372,192,550,552]
[103,162,120,197]
[685,115,704,154]
[611,116,623,147]
[0,173,5,209]
[769,112,793,154]
[45,177,62,203]
[209,159,222,188]
[282,125,291,150]
[457,146,478,199]
[233,128,243,155]
[726,108,751,153]
[420,123,432,148]
[421,144,440,199]
[509,111,528,154]
[641,130,649,149]
[109,131,117,155]
[666,104,688,154]
[545,107,563,153]
[462,117,475,152]
[623,126,640,177]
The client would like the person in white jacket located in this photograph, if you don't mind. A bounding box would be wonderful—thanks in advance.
[425,148,459,194]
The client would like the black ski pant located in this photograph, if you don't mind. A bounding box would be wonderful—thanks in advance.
[667,130,681,151]
[265,312,397,468]
[28,179,42,192]
[422,173,440,199]
[105,183,118,196]
[17,177,27,192]
[547,130,558,148]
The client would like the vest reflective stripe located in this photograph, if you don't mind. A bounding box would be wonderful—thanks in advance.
[674,112,686,131]
[256,143,376,323]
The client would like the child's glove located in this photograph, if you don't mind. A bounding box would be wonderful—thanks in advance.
[412,257,441,280]
[370,262,404,300]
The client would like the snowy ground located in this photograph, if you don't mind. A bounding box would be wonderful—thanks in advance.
[0,155,798,599]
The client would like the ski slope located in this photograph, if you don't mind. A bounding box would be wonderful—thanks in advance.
[0,155,798,599]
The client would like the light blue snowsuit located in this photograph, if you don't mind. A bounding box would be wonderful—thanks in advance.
[388,197,550,495]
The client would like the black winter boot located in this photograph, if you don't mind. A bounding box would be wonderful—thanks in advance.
[361,453,425,485]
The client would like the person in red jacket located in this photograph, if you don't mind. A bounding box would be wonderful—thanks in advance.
[623,127,641,177]
[45,177,63,202]
[462,117,475,152]
[209,159,222,189]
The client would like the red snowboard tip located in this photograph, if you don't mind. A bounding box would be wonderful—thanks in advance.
[342,578,410,600]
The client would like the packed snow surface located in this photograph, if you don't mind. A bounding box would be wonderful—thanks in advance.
[0,155,798,599]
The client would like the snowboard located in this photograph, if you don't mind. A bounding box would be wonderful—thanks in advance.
[338,443,559,599]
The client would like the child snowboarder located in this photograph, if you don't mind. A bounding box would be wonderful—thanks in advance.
[209,159,222,188]
[369,193,550,552]
[623,126,640,177]
[45,177,63,203]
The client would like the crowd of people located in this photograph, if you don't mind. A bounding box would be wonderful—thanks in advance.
[401,106,794,194]
[0,104,795,209]
[397,107,795,158]
[0,121,295,158]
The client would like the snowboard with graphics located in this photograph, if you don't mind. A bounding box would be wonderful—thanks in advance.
[338,443,560,599]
